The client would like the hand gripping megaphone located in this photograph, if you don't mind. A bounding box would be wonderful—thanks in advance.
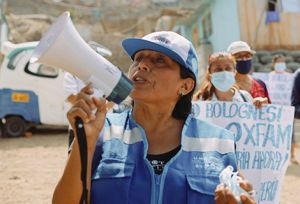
[30,11,132,104]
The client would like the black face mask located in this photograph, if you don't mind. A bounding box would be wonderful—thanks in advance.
[236,59,252,74]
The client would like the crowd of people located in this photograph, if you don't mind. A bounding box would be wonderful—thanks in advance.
[56,31,299,204]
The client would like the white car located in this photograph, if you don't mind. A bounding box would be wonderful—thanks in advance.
[0,41,111,137]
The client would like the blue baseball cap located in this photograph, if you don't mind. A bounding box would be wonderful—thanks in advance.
[122,31,199,84]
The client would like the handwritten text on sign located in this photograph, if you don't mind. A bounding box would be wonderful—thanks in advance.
[252,72,294,105]
[193,101,294,204]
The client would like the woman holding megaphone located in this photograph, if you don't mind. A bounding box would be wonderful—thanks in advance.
[52,31,256,204]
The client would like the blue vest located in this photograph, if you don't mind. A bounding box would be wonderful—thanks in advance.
[91,109,237,204]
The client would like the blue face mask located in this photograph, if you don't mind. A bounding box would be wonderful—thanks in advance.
[274,62,287,72]
[236,59,252,74]
[211,71,236,92]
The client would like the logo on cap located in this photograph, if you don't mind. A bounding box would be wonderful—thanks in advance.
[152,36,171,45]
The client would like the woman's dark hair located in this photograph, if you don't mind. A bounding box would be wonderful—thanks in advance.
[193,68,215,101]
[172,65,196,120]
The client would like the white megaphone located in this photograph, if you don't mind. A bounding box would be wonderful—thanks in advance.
[30,11,132,104]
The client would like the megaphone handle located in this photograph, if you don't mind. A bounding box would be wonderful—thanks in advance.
[75,117,88,204]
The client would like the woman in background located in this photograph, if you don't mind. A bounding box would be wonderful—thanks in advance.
[193,51,267,108]
[271,54,289,74]
[227,41,271,104]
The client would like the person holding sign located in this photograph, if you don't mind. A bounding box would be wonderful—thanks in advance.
[271,54,289,74]
[193,51,267,108]
[227,41,272,104]
[52,31,256,204]
[269,54,297,164]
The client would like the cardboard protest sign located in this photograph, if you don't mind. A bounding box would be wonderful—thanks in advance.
[193,101,294,204]
[252,72,294,105]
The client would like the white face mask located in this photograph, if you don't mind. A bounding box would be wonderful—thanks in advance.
[274,62,287,72]
[211,71,236,92]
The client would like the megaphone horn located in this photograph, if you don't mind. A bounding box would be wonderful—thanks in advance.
[30,11,132,104]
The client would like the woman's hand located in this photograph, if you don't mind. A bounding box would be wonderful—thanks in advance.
[215,179,257,204]
[253,97,268,109]
[67,84,107,147]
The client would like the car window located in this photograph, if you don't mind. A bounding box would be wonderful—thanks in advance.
[25,62,59,78]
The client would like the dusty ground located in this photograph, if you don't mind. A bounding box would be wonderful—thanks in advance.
[0,129,68,204]
[0,129,299,204]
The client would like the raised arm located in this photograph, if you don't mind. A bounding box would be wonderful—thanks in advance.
[52,84,107,204]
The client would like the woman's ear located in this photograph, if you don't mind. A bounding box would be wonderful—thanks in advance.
[180,78,195,95]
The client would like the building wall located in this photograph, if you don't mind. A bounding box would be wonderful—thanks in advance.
[238,0,300,50]
[185,0,240,82]
[209,0,240,51]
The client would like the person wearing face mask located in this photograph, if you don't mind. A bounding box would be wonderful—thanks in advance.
[271,54,288,74]
[271,54,299,164]
[193,51,267,108]
[227,41,271,104]
[52,32,257,204]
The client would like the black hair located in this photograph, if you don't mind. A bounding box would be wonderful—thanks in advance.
[172,65,196,120]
